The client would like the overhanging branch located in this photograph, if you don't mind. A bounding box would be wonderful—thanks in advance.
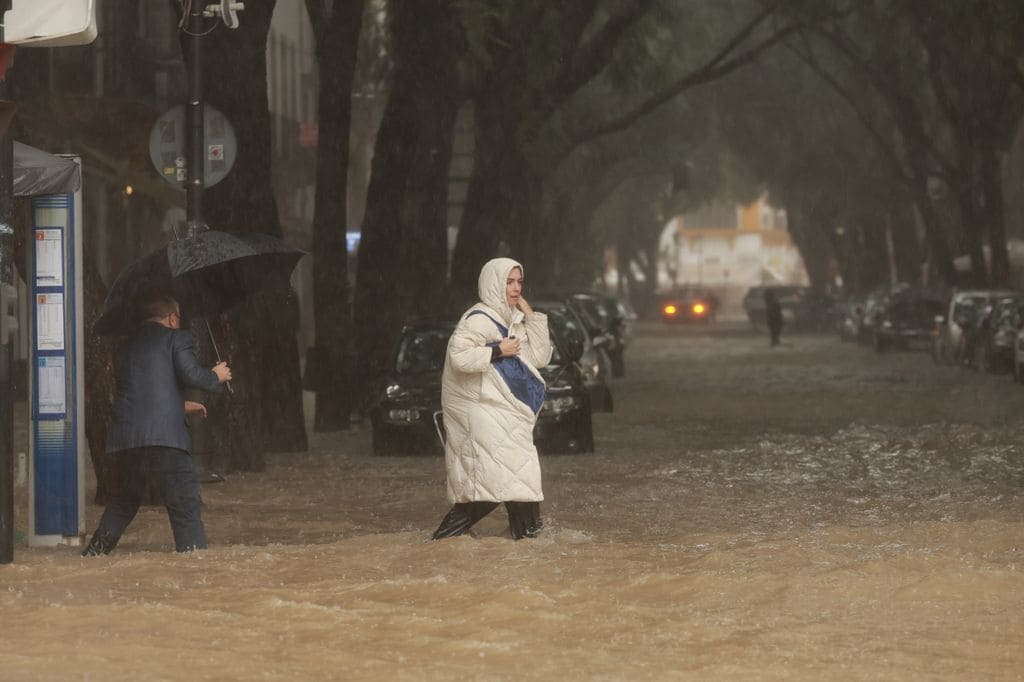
[559,0,658,96]
[568,5,800,147]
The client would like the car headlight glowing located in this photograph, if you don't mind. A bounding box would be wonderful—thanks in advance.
[692,303,705,315]
[663,304,677,316]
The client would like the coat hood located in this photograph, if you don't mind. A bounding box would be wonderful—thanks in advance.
[477,257,523,325]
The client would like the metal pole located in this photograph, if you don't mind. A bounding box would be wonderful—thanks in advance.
[182,5,229,478]
[185,2,205,237]
[0,0,15,564]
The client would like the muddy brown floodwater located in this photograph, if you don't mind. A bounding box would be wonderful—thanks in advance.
[2,322,1023,680]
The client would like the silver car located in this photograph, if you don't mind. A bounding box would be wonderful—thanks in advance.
[932,289,1015,365]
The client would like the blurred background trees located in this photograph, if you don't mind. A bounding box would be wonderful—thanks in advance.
[9,0,1024,454]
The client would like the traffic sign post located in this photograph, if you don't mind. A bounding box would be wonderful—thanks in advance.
[149,104,237,192]
[178,1,244,237]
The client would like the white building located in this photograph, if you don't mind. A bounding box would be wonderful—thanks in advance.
[658,195,808,317]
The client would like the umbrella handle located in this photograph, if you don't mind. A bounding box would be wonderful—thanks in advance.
[176,224,231,391]
[204,319,234,395]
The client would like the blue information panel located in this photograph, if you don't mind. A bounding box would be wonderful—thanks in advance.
[30,193,81,538]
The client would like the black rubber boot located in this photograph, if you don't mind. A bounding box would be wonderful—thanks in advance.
[506,502,542,540]
[431,502,498,540]
[81,532,119,556]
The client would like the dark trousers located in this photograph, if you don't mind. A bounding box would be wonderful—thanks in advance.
[432,501,542,540]
[83,446,207,554]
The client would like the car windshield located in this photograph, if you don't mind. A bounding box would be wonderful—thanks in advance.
[545,309,581,366]
[995,298,1024,323]
[571,295,611,331]
[395,327,451,375]
[952,300,981,320]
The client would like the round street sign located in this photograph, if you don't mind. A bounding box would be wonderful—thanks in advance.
[149,104,237,190]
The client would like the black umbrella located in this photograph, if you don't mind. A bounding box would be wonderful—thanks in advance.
[94,230,305,336]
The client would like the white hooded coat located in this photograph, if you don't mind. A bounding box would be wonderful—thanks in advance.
[441,258,552,503]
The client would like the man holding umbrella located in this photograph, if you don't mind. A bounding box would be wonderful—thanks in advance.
[82,294,232,555]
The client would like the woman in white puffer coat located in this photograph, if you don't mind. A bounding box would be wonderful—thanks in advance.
[431,257,552,540]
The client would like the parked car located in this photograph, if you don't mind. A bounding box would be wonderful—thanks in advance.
[1013,319,1024,383]
[856,286,897,345]
[369,319,453,456]
[368,312,598,455]
[597,294,636,377]
[971,294,1024,373]
[532,306,595,453]
[660,287,718,323]
[792,289,840,331]
[872,289,945,352]
[557,290,633,378]
[605,295,637,347]
[932,289,1014,365]
[533,299,614,412]
[837,296,865,342]
[561,292,612,339]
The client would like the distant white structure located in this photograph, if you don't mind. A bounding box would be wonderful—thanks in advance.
[619,194,810,320]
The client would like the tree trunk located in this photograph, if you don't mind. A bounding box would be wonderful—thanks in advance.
[81,255,118,503]
[849,213,890,292]
[353,0,462,388]
[887,198,924,286]
[980,144,1010,287]
[188,0,309,461]
[449,110,517,296]
[951,180,989,287]
[307,0,366,431]
[450,93,556,295]
[785,199,834,292]
[899,139,956,287]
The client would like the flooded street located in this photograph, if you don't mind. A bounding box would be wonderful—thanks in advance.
[3,322,1023,680]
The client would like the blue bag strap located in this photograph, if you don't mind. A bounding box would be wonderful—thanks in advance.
[467,309,509,337]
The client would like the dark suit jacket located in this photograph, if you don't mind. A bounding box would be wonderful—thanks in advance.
[106,322,223,454]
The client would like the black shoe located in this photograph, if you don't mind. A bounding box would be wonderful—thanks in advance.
[81,532,119,556]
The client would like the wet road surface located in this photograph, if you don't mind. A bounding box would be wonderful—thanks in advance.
[2,322,1022,680]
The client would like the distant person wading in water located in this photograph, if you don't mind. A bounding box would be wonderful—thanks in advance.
[432,258,552,540]
[764,288,783,347]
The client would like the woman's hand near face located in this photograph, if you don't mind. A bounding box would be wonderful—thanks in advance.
[517,296,534,316]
